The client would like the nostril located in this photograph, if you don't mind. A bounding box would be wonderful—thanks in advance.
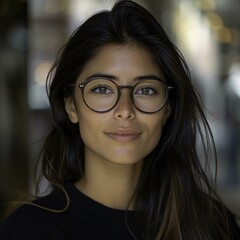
[114,100,136,119]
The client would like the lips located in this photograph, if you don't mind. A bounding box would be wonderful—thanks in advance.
[104,128,142,142]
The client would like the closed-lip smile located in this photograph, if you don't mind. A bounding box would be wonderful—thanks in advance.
[104,129,142,142]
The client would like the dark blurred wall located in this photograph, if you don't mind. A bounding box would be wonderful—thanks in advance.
[0,0,28,221]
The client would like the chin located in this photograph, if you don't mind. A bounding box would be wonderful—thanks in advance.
[109,154,144,165]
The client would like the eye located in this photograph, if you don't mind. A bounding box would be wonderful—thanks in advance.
[91,85,114,95]
[135,87,157,96]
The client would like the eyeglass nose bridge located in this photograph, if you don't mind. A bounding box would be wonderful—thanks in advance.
[115,85,135,107]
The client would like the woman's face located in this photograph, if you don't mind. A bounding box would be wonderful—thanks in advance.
[65,44,171,166]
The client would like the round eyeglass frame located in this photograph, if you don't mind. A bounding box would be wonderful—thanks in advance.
[70,79,173,114]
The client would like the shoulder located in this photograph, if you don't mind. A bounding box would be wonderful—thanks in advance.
[0,189,68,240]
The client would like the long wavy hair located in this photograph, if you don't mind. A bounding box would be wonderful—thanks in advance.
[36,0,238,239]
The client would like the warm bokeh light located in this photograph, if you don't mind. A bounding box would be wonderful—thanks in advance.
[177,0,218,79]
[34,62,53,86]
[214,26,232,43]
[195,0,216,11]
[204,12,223,29]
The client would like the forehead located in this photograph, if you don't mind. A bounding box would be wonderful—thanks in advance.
[77,44,165,82]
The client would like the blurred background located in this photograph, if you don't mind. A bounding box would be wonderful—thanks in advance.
[0,0,239,221]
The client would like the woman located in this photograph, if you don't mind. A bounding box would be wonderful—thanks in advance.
[1,0,239,239]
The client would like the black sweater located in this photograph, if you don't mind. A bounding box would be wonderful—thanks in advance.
[0,182,139,240]
[1,182,240,240]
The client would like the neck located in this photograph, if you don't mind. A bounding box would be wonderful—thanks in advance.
[75,158,143,210]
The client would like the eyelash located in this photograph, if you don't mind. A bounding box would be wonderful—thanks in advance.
[91,85,114,94]
[135,87,158,95]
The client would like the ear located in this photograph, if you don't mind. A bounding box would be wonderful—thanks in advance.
[64,96,79,123]
[163,104,171,125]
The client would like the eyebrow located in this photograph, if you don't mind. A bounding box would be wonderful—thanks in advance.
[84,73,164,82]
[135,75,163,81]
[85,73,117,81]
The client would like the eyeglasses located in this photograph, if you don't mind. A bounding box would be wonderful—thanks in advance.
[70,79,173,114]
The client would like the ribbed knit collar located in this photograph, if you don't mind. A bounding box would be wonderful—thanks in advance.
[65,182,137,227]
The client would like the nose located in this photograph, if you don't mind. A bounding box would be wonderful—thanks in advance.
[113,89,136,120]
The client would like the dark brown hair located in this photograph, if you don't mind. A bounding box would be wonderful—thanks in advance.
[37,1,239,239]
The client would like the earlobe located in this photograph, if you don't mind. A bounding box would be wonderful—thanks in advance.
[64,96,79,123]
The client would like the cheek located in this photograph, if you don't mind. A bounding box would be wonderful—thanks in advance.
[148,126,163,149]
[78,114,97,142]
[77,108,108,150]
[144,116,166,148]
